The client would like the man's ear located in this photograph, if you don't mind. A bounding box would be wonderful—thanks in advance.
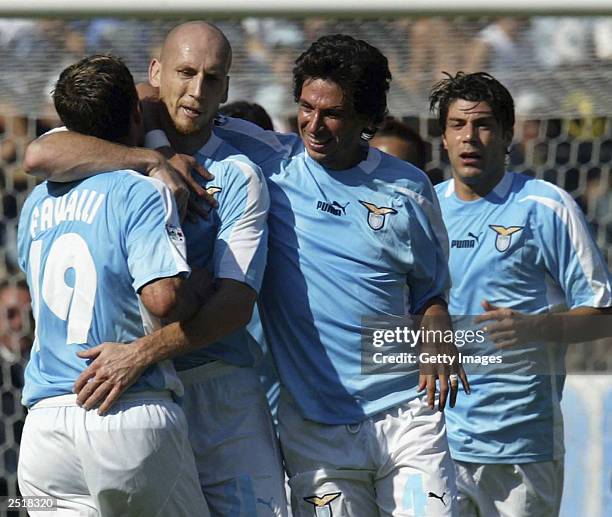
[442,132,448,150]
[149,59,161,88]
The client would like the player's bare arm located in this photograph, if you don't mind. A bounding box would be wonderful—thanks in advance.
[142,268,215,323]
[475,301,612,347]
[72,272,212,414]
[23,130,216,217]
[418,298,470,411]
[25,131,170,182]
[74,278,255,414]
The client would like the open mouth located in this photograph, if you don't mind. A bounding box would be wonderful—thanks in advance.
[459,151,482,165]
[181,106,202,118]
[305,135,332,151]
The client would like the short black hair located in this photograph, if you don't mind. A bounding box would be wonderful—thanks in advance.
[53,54,138,142]
[375,117,427,169]
[219,101,274,130]
[293,34,391,137]
[429,72,515,134]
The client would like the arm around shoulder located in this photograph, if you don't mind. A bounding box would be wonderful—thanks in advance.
[23,130,164,182]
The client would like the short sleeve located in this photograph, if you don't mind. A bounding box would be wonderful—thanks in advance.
[533,188,611,308]
[404,183,451,312]
[212,161,269,292]
[123,175,190,292]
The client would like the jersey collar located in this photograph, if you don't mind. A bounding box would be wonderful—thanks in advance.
[196,132,223,158]
[444,171,514,200]
[303,144,381,174]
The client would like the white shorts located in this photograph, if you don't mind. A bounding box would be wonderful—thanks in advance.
[454,459,564,517]
[278,391,458,517]
[18,391,208,517]
[179,362,288,516]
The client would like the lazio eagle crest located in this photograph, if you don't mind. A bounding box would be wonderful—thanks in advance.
[303,492,342,516]
[359,201,397,230]
[489,225,523,252]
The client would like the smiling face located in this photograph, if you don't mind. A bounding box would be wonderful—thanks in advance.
[149,23,230,149]
[443,99,513,198]
[297,78,371,170]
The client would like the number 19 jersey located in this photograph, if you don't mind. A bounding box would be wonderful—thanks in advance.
[17,171,190,406]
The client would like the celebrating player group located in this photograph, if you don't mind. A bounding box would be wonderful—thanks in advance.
[16,19,611,517]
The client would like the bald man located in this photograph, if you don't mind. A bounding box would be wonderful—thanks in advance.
[147,22,232,153]
[24,22,287,517]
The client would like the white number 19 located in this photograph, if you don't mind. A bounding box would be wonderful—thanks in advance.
[29,233,97,346]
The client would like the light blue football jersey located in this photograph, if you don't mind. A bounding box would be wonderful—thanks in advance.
[17,171,190,407]
[436,172,612,462]
[215,116,450,424]
[165,133,269,371]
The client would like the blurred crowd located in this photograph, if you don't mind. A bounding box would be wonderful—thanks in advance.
[0,17,612,121]
[0,16,611,506]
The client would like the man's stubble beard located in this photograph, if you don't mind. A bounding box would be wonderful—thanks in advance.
[172,117,204,136]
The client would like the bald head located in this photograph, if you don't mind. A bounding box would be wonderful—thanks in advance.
[149,21,233,149]
[161,21,232,74]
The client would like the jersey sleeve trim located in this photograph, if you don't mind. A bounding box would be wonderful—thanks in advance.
[217,160,269,290]
[520,190,611,307]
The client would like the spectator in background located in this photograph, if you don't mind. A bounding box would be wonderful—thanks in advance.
[371,116,444,184]
[466,18,524,74]
[0,104,31,166]
[219,100,274,130]
[370,116,427,169]
[241,18,302,130]
[406,18,466,91]
[0,278,32,516]
[0,279,32,363]
[530,17,592,70]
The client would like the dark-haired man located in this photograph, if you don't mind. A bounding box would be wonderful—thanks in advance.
[213,34,465,516]
[25,31,464,516]
[431,72,611,516]
[17,55,208,516]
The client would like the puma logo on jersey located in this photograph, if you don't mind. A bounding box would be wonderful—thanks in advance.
[489,225,523,252]
[428,491,446,506]
[359,200,397,230]
[451,231,482,249]
[206,186,222,196]
[317,200,349,216]
[304,492,341,516]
